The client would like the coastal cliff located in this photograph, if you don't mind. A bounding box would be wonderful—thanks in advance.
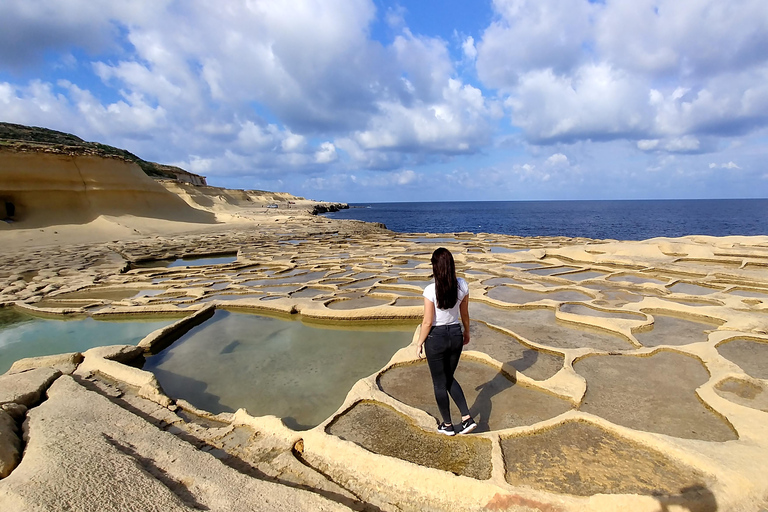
[0,122,202,183]
[0,149,217,227]
[0,123,347,228]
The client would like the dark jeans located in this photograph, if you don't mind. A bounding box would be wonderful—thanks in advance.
[425,323,470,424]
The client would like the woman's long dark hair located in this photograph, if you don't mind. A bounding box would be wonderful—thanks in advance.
[431,247,458,310]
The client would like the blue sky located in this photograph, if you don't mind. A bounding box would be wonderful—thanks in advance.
[1,0,767,202]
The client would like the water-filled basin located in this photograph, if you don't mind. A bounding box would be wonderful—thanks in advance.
[0,308,175,373]
[143,310,415,430]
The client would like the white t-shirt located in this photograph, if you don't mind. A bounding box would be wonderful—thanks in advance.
[423,277,469,326]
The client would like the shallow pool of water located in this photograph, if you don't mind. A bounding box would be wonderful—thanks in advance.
[143,310,416,430]
[0,309,175,373]
[133,254,238,269]
[489,247,525,254]
[168,255,238,267]
[412,237,462,244]
[667,282,722,295]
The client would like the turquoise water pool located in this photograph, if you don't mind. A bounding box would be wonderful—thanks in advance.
[0,308,175,373]
[143,309,415,429]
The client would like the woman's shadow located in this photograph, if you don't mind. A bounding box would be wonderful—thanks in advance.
[470,349,539,432]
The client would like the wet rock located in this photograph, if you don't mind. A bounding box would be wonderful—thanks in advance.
[327,400,492,479]
[378,360,572,432]
[634,313,721,347]
[717,338,768,380]
[467,321,564,381]
[501,420,710,498]
[575,352,737,441]
[715,377,768,412]
[471,303,633,352]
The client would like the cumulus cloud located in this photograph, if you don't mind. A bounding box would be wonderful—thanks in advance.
[709,161,741,170]
[0,0,163,69]
[545,153,569,167]
[506,65,651,144]
[348,79,490,154]
[596,0,768,79]
[461,36,477,61]
[478,0,768,154]
[476,0,595,88]
[314,142,338,164]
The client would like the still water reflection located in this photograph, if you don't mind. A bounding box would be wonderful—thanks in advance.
[0,308,174,373]
[143,309,415,430]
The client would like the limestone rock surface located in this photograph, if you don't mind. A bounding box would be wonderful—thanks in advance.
[82,344,143,363]
[0,367,61,408]
[0,375,351,511]
[7,352,83,375]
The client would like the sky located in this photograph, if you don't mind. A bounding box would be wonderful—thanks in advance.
[1,0,767,202]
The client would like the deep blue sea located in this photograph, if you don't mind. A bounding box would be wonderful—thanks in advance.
[324,199,768,241]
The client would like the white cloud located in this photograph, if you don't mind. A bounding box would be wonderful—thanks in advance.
[478,0,768,156]
[462,36,477,61]
[394,169,417,185]
[314,142,337,164]
[596,0,768,78]
[662,136,701,153]
[281,132,306,153]
[637,140,659,151]
[709,161,741,170]
[1,0,499,189]
[0,0,165,69]
[476,0,595,88]
[506,65,651,143]
[545,153,569,167]
[301,168,422,195]
[346,78,491,164]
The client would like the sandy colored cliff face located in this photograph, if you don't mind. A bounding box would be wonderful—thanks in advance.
[159,181,309,211]
[0,149,345,250]
[0,150,216,227]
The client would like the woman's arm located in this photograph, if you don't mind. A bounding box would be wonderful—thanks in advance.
[417,297,435,358]
[459,294,470,345]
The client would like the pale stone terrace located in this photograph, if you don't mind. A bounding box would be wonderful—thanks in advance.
[2,227,768,511]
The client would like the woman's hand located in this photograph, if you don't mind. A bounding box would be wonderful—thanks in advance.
[460,295,470,345]
[416,297,434,360]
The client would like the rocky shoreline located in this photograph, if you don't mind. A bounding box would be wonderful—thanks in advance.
[1,221,767,511]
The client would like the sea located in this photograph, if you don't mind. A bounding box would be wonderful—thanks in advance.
[323,199,768,241]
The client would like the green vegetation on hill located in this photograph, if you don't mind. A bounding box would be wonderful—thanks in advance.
[0,122,188,180]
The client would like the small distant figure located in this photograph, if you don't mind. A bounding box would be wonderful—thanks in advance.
[417,247,477,436]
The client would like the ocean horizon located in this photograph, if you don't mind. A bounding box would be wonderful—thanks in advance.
[324,198,768,241]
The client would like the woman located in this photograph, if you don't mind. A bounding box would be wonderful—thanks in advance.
[417,247,477,436]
